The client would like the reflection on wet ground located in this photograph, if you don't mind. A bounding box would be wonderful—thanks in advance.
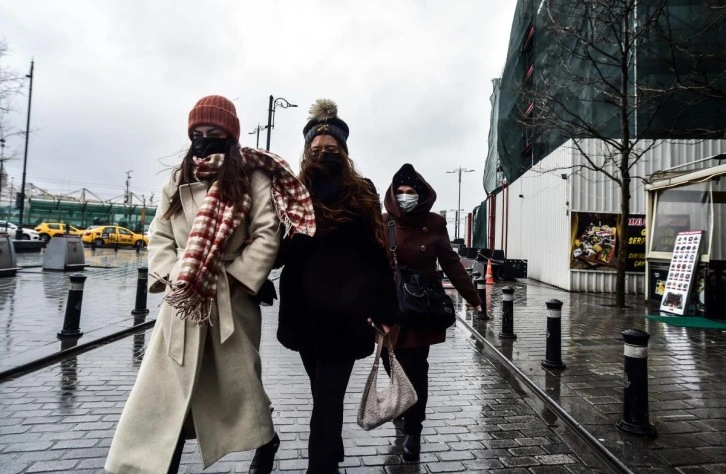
[0,249,163,366]
[0,301,604,473]
[453,279,726,471]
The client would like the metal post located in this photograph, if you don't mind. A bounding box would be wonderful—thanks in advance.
[471,270,481,286]
[474,278,489,320]
[265,95,273,151]
[456,168,461,240]
[541,299,566,369]
[18,60,34,226]
[499,286,517,339]
[616,329,657,436]
[58,273,86,338]
[131,266,149,317]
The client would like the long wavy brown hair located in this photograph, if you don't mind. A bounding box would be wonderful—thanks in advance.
[162,139,251,219]
[299,146,385,247]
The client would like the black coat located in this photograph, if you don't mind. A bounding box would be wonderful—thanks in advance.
[277,216,397,360]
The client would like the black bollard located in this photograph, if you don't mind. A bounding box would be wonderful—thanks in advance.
[471,270,481,286]
[499,286,517,339]
[135,243,140,254]
[474,278,489,320]
[114,242,119,252]
[58,273,87,339]
[616,329,657,436]
[131,266,150,317]
[541,299,566,369]
[90,239,96,251]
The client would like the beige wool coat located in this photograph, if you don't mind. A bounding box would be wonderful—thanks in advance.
[105,170,280,474]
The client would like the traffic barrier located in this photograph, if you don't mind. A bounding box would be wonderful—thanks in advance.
[485,259,494,284]
[474,278,489,320]
[57,273,87,339]
[131,266,150,317]
[499,286,517,339]
[541,299,566,369]
[616,329,657,436]
[0,234,20,277]
[43,236,86,271]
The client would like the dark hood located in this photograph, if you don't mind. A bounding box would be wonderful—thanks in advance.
[384,163,437,224]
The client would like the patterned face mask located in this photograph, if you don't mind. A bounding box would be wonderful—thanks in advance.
[396,193,419,212]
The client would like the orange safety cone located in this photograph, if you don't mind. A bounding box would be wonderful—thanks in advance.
[485,259,495,285]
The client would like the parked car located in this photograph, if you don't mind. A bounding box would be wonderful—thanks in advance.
[34,222,84,241]
[0,220,41,240]
[82,225,148,248]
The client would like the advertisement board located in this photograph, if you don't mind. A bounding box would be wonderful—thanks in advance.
[570,213,646,272]
[660,230,703,315]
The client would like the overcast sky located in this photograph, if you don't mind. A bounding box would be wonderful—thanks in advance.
[1,0,516,235]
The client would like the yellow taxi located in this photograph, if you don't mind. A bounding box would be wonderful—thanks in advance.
[34,222,84,241]
[82,225,149,248]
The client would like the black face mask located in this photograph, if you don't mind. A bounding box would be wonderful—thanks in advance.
[192,136,228,158]
[318,152,343,174]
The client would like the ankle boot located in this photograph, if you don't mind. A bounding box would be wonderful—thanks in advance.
[401,433,420,462]
[249,433,280,474]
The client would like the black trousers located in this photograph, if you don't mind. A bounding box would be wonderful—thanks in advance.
[382,345,430,435]
[299,350,355,474]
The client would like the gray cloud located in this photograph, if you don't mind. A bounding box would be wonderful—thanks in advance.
[1,0,515,232]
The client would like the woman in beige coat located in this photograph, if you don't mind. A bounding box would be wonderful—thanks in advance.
[105,95,315,474]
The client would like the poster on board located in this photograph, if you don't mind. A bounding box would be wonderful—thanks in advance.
[660,230,703,315]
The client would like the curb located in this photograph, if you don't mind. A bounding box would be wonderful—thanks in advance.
[455,312,634,474]
[0,320,156,381]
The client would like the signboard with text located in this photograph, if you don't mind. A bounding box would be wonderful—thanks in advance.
[660,230,703,315]
[570,213,646,272]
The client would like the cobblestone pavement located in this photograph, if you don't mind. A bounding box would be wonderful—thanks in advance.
[0,302,608,473]
[0,249,164,374]
[456,275,726,473]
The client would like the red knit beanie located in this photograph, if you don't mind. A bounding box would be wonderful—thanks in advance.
[188,95,240,142]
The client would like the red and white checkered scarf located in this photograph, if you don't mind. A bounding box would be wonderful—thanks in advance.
[164,147,315,325]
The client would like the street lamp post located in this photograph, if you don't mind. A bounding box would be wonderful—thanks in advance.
[446,167,475,241]
[18,60,34,226]
[265,95,297,151]
[248,123,266,148]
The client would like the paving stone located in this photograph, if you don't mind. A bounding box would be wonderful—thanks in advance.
[25,459,79,473]
[0,276,608,473]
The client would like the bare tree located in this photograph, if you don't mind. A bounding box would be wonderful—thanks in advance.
[514,0,724,306]
[0,40,24,198]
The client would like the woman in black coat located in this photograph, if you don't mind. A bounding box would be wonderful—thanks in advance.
[276,99,397,474]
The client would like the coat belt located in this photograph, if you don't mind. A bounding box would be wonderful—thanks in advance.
[167,248,241,365]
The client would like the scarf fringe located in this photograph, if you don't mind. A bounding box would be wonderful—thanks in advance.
[164,283,215,326]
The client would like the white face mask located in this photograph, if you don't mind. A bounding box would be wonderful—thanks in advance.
[396,193,419,213]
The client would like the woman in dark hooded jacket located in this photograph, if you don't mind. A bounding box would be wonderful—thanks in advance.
[382,163,482,462]
[276,99,397,474]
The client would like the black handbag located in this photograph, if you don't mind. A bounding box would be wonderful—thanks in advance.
[388,220,455,330]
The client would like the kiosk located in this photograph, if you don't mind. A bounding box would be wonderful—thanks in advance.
[645,163,726,318]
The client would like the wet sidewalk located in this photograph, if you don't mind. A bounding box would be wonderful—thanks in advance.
[0,302,610,473]
[0,248,164,377]
[455,277,726,473]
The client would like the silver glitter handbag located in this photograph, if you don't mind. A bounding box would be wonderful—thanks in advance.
[357,333,418,431]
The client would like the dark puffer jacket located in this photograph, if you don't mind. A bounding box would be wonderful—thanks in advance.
[277,205,397,360]
[384,165,481,349]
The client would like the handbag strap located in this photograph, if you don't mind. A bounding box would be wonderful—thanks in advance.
[387,220,400,269]
[372,332,394,366]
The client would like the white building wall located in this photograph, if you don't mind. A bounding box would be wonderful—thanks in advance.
[502,145,573,289]
[496,138,726,293]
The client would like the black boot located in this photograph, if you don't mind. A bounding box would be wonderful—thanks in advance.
[249,433,280,474]
[402,433,420,462]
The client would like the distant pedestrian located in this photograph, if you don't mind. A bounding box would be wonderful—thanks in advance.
[275,99,397,473]
[105,95,315,474]
[382,163,482,462]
